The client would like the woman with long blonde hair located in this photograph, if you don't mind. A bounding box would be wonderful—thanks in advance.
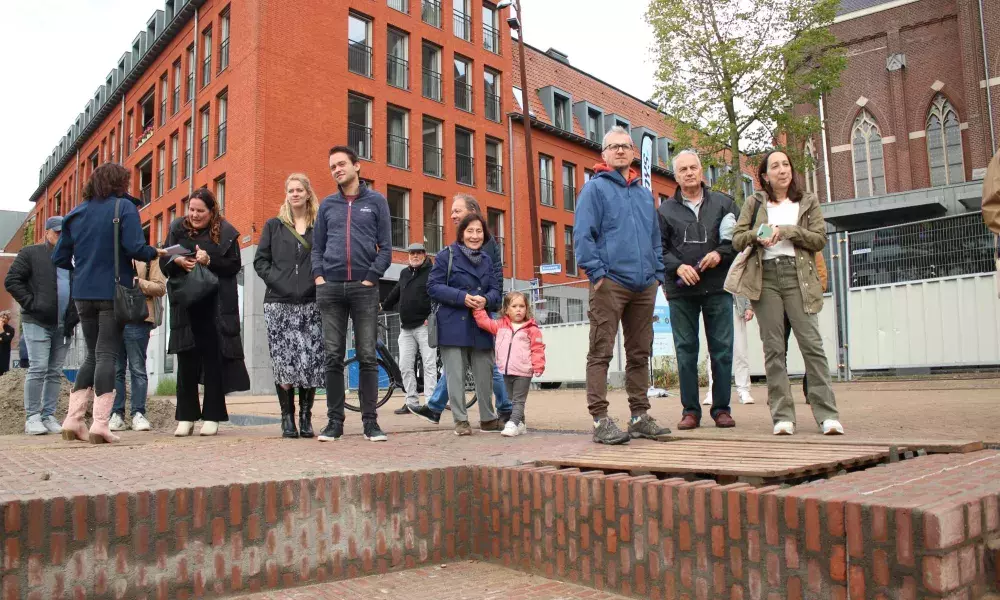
[253,173,327,438]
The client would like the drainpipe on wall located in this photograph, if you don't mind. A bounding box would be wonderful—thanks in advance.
[189,9,199,194]
[74,150,80,210]
[507,114,518,288]
[979,0,997,152]
[120,97,125,160]
[819,93,834,204]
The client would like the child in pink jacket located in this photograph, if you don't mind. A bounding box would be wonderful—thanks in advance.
[473,291,545,437]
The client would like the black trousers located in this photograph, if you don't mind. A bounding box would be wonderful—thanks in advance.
[175,297,228,422]
[75,300,123,396]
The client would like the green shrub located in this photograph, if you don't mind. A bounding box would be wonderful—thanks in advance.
[155,377,177,396]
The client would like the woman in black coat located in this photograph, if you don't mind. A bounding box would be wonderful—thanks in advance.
[0,311,13,377]
[161,187,249,436]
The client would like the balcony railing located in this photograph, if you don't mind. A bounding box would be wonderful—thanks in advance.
[170,160,177,188]
[483,23,500,54]
[136,126,154,149]
[172,88,180,114]
[202,56,211,87]
[422,68,442,101]
[486,161,502,193]
[387,55,408,89]
[455,81,472,112]
[140,184,152,207]
[217,123,227,157]
[456,153,474,186]
[388,0,409,13]
[187,74,194,101]
[183,150,192,179]
[157,170,164,197]
[387,134,409,169]
[494,236,505,265]
[423,223,443,254]
[390,216,409,249]
[348,122,372,160]
[160,99,167,125]
[199,136,209,168]
[421,0,441,27]
[219,39,230,72]
[423,144,442,177]
[563,184,576,212]
[540,177,554,206]
[348,41,373,77]
[485,92,500,122]
[453,10,471,41]
[542,245,555,265]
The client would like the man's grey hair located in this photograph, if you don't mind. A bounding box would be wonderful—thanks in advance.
[671,149,702,172]
[601,126,632,149]
[453,193,481,215]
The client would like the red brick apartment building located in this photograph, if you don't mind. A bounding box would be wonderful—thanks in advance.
[21,0,740,389]
[800,0,999,231]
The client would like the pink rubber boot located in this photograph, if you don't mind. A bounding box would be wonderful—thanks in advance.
[61,388,92,441]
[88,392,121,444]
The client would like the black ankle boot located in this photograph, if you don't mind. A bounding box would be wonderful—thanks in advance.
[276,384,298,438]
[298,387,315,438]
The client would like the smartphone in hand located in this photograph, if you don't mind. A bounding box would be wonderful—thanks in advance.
[756,224,773,239]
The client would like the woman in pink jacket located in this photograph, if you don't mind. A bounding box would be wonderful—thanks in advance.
[473,291,546,437]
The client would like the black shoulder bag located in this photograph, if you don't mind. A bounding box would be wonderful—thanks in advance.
[427,247,453,349]
[113,198,151,324]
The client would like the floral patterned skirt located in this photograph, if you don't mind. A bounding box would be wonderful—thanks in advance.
[263,302,326,388]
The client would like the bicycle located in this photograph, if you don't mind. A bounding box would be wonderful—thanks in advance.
[343,320,478,412]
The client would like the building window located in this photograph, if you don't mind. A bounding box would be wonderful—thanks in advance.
[201,27,212,88]
[110,129,117,163]
[586,109,601,143]
[387,105,409,169]
[347,93,372,160]
[539,155,554,206]
[348,13,373,78]
[157,144,166,197]
[487,209,504,264]
[421,0,441,28]
[387,28,409,90]
[483,2,500,54]
[155,215,164,246]
[564,225,577,275]
[168,205,176,225]
[421,42,442,101]
[567,298,584,322]
[53,191,62,215]
[484,68,500,122]
[159,73,169,126]
[851,110,886,198]
[553,93,570,131]
[541,221,555,264]
[422,116,443,177]
[803,139,818,194]
[423,193,443,253]
[386,186,409,249]
[926,94,965,187]
[563,162,576,212]
[485,137,502,193]
[199,105,210,169]
[454,56,472,112]
[183,119,193,179]
[389,0,409,13]
[455,127,474,186]
[139,90,156,144]
[216,92,228,157]
[219,8,230,73]
[741,175,754,200]
[169,132,179,189]
[215,175,226,213]
[453,0,471,41]
[584,168,593,183]
[172,60,182,114]
[137,155,153,206]
[186,45,195,102]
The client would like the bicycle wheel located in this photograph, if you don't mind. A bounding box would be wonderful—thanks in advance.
[343,355,398,412]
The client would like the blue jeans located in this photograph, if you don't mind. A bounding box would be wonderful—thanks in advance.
[113,322,152,416]
[669,292,734,420]
[427,362,511,415]
[22,322,70,418]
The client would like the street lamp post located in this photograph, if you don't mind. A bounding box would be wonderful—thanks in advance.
[497,0,543,289]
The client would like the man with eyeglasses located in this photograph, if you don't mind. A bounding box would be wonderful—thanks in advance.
[574,126,669,445]
[658,150,740,430]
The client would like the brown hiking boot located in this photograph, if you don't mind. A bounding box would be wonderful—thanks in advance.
[677,414,700,430]
[713,412,736,428]
[454,421,472,436]
[479,419,502,432]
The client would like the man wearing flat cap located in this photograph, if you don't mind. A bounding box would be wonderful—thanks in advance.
[4,216,79,435]
[381,243,436,414]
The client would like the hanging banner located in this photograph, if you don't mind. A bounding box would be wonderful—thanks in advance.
[640,133,655,191]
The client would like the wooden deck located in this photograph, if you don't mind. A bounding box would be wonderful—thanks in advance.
[537,439,900,485]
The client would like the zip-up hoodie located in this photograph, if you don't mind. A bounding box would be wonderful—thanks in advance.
[573,163,665,292]
[472,309,545,377]
[311,182,392,284]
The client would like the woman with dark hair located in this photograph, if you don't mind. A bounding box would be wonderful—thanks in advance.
[161,187,250,437]
[427,213,502,436]
[732,150,843,436]
[0,311,14,377]
[52,163,165,443]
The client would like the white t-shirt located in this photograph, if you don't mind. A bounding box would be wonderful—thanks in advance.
[763,199,800,259]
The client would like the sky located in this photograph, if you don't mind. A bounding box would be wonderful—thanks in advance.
[0,0,658,214]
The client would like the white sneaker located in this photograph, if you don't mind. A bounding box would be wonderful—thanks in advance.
[702,394,712,406]
[738,391,755,405]
[821,419,845,435]
[132,413,151,432]
[773,421,795,435]
[517,422,527,435]
[109,413,128,432]
[199,421,219,436]
[501,421,519,437]
[174,421,194,437]
[41,415,63,433]
[24,414,48,435]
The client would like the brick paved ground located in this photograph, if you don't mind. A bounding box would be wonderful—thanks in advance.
[233,561,630,599]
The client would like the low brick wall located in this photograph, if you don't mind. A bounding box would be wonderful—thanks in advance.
[1,468,474,599]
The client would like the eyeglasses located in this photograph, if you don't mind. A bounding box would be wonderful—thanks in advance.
[603,143,633,153]
[682,222,709,245]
